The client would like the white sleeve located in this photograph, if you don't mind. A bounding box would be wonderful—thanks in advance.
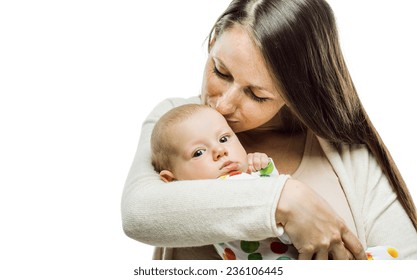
[121,97,289,247]
[330,142,417,260]
[360,150,417,259]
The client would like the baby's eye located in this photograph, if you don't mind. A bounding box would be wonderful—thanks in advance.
[193,149,205,158]
[219,136,230,143]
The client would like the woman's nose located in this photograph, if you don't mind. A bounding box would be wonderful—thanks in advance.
[215,86,239,115]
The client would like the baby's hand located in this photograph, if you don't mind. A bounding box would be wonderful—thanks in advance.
[247,152,269,173]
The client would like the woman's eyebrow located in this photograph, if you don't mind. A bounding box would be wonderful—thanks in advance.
[249,84,264,90]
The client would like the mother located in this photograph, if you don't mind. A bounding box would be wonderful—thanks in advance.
[122,0,417,259]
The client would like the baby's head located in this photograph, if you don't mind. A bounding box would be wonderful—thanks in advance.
[151,104,248,182]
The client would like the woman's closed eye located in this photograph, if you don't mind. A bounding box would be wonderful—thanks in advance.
[212,65,230,80]
[244,87,268,103]
[213,63,268,103]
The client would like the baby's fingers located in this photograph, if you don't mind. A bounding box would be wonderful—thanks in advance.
[249,153,269,171]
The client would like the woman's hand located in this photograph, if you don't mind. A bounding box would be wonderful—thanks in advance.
[276,179,367,260]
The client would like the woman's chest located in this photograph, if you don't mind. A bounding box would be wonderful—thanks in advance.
[239,131,306,175]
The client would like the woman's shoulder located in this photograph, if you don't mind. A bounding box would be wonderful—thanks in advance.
[315,136,370,165]
[315,135,382,186]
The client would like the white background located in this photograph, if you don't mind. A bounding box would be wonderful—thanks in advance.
[1,0,416,278]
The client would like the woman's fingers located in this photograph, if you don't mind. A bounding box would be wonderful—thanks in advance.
[298,243,355,260]
[346,250,354,260]
[297,239,359,260]
[299,250,329,260]
[276,179,366,260]
[313,250,329,260]
[298,252,314,260]
[329,241,350,260]
[297,241,355,260]
[342,230,367,260]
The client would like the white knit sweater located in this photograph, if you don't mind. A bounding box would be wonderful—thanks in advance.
[121,96,417,259]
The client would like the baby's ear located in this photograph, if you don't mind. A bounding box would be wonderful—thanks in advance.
[160,170,176,183]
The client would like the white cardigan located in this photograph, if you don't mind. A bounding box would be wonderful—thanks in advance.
[121,96,417,259]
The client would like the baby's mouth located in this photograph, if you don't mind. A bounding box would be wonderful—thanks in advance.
[220,161,239,173]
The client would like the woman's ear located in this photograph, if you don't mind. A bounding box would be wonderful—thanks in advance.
[160,170,176,183]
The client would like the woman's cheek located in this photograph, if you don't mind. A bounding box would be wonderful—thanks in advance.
[203,78,222,107]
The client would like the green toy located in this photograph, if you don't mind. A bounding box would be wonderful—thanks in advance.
[259,160,274,177]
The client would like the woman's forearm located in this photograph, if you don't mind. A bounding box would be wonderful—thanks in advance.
[122,174,288,247]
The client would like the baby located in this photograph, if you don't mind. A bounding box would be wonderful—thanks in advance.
[151,103,274,182]
[151,103,398,260]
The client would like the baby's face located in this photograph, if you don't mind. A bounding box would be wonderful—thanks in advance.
[169,108,248,180]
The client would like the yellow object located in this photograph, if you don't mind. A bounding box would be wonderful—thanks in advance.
[366,246,399,260]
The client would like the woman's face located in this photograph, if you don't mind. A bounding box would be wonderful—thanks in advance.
[201,24,286,133]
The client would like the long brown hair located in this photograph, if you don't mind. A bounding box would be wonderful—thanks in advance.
[209,0,417,229]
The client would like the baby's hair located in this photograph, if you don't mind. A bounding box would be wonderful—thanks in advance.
[151,103,211,173]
